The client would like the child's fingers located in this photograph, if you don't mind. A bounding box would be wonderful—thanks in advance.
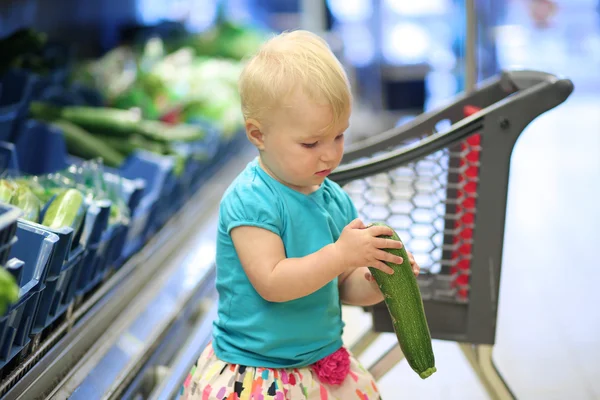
[413,264,420,276]
[371,261,394,275]
[407,251,416,264]
[375,250,403,265]
[366,225,395,238]
[347,218,366,229]
[373,237,403,250]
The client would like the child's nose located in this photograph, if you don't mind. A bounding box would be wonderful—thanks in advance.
[321,144,339,162]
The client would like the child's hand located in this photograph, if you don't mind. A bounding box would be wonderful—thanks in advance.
[333,219,403,275]
[364,250,420,283]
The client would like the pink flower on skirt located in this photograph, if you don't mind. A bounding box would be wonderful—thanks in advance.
[310,347,351,385]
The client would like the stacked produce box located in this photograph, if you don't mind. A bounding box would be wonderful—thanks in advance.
[0,19,266,373]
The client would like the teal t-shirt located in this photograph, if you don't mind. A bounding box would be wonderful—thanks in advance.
[212,157,358,368]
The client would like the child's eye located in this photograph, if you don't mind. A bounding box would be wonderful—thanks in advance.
[302,142,318,148]
[335,133,344,141]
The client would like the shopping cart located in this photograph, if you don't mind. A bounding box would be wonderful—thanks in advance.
[330,70,573,399]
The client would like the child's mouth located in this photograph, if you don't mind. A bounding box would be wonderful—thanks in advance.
[315,169,331,177]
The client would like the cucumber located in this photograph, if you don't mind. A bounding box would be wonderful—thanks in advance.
[30,102,205,143]
[136,120,205,143]
[50,120,125,167]
[369,222,436,379]
[42,188,86,231]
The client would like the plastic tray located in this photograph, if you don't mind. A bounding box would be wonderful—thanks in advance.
[0,70,36,143]
[16,219,83,281]
[0,204,22,265]
[0,283,43,370]
[31,245,84,334]
[9,222,59,295]
[76,221,121,296]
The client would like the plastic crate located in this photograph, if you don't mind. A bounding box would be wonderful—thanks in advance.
[0,204,22,264]
[169,125,221,209]
[120,195,157,261]
[9,222,60,291]
[0,141,20,171]
[69,83,104,107]
[76,220,120,296]
[11,120,69,176]
[0,70,36,142]
[0,283,43,370]
[74,199,111,295]
[31,245,84,334]
[16,219,84,281]
[118,150,174,242]
[104,223,127,268]
[80,199,111,249]
[0,237,18,267]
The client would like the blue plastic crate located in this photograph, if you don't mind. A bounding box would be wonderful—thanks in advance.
[0,70,37,142]
[76,246,103,296]
[11,120,69,176]
[0,141,20,171]
[0,282,43,370]
[0,204,22,263]
[105,222,126,265]
[108,223,129,270]
[119,150,174,206]
[118,150,174,241]
[0,236,18,267]
[80,199,111,249]
[4,258,24,288]
[16,219,84,281]
[76,221,119,297]
[9,222,59,293]
[69,83,104,107]
[120,195,157,261]
[74,200,113,296]
[31,246,84,334]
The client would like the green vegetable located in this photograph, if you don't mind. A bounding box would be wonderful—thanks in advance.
[369,222,436,379]
[42,188,86,230]
[30,102,205,143]
[136,120,205,143]
[93,133,170,157]
[10,184,41,222]
[50,120,125,167]
[0,179,17,203]
[0,28,47,74]
[0,267,19,316]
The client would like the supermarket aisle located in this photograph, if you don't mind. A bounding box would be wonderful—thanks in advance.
[341,92,600,399]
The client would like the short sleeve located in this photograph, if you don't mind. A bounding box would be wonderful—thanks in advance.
[220,184,283,237]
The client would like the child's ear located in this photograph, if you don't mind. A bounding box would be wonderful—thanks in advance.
[245,119,265,150]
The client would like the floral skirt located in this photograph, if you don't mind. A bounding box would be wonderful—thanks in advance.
[179,342,381,400]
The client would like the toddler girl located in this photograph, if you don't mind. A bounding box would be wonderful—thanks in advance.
[181,30,419,400]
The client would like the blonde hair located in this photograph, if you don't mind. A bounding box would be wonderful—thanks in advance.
[238,30,352,129]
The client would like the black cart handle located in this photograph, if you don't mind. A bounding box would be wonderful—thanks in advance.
[331,69,573,186]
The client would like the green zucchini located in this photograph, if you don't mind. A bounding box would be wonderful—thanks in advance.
[30,102,205,143]
[369,222,436,379]
[50,120,125,167]
[136,120,205,143]
[30,102,140,136]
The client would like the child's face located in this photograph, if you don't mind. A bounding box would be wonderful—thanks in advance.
[256,92,349,194]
